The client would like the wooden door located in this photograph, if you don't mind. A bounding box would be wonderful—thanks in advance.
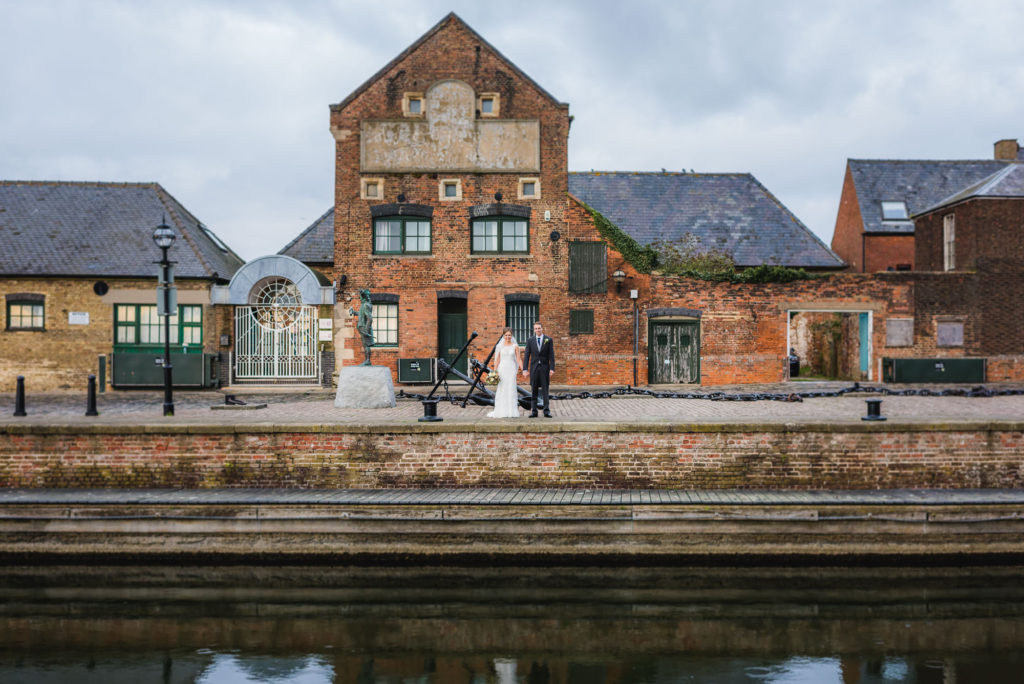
[648,321,700,383]
[438,300,468,377]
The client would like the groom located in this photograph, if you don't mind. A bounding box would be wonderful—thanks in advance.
[522,321,554,418]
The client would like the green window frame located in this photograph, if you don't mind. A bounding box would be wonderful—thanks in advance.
[373,217,431,254]
[569,241,608,294]
[114,304,203,352]
[5,297,45,331]
[570,309,594,335]
[372,302,398,347]
[506,301,538,344]
[471,216,529,254]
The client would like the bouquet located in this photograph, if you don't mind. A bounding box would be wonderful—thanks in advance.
[485,370,500,386]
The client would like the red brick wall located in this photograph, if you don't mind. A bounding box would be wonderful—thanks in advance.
[3,426,1022,490]
[864,234,914,272]
[915,198,1024,272]
[648,274,901,384]
[829,164,862,271]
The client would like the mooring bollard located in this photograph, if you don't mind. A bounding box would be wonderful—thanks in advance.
[14,375,27,417]
[419,398,442,422]
[86,374,99,416]
[862,398,886,421]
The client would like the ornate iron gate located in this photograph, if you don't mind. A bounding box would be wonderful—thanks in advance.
[234,305,318,381]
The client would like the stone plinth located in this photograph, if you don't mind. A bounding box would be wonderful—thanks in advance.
[334,366,396,409]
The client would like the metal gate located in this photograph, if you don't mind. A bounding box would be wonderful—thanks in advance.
[234,305,318,381]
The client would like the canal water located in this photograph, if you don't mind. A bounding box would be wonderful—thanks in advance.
[1,565,1023,683]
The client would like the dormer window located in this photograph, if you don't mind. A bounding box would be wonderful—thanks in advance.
[477,92,500,118]
[402,93,424,117]
[881,200,909,221]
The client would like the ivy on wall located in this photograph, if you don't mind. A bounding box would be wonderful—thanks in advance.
[578,200,824,283]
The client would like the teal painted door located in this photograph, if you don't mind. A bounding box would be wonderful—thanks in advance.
[649,321,700,383]
[859,313,869,376]
[438,300,468,376]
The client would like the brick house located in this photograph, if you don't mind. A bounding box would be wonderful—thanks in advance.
[830,140,1022,273]
[0,181,243,391]
[293,13,922,387]
[905,163,1024,380]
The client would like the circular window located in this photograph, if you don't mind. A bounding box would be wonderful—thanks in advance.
[251,278,302,330]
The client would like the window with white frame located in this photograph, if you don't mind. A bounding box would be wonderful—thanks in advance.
[371,302,398,346]
[943,214,955,271]
[881,201,910,221]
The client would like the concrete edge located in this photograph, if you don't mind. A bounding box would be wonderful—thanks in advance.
[2,420,1022,436]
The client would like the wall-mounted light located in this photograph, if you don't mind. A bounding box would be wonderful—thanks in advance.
[613,269,627,293]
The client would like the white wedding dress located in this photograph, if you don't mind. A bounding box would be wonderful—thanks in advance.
[487,342,521,418]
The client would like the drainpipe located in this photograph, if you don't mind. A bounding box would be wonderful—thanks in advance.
[632,296,639,386]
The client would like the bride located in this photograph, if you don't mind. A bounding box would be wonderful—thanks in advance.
[487,327,522,418]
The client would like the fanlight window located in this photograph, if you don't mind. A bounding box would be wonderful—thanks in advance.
[251,278,303,330]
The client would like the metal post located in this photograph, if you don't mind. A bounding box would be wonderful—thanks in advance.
[86,374,99,416]
[160,245,174,416]
[13,375,26,417]
[862,398,886,421]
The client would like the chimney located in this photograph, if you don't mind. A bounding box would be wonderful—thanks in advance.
[994,138,1020,160]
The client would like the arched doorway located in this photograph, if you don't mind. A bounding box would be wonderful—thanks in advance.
[214,255,334,385]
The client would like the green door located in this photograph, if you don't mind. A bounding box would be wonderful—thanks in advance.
[438,300,468,377]
[649,321,700,383]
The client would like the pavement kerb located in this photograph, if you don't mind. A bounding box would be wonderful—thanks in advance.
[2,420,1022,436]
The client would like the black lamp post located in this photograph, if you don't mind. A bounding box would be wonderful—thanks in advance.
[152,220,176,416]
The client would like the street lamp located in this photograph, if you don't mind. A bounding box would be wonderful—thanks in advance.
[152,220,176,416]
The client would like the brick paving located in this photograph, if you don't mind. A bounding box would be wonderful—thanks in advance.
[2,381,1022,426]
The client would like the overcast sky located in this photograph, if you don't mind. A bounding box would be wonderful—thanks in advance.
[3,0,1022,261]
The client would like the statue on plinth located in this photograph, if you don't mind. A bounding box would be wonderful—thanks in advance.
[350,289,374,366]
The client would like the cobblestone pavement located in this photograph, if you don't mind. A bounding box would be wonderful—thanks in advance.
[2,381,1023,426]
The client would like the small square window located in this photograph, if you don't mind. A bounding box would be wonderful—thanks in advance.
[402,92,425,117]
[477,92,500,117]
[518,177,540,200]
[361,178,383,200]
[439,179,462,201]
[570,309,594,335]
[881,201,909,221]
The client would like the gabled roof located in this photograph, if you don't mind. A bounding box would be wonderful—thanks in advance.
[848,159,1011,234]
[568,172,845,269]
[0,181,244,280]
[330,12,567,113]
[920,163,1024,214]
[278,207,334,264]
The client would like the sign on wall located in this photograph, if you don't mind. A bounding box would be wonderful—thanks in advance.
[68,312,90,325]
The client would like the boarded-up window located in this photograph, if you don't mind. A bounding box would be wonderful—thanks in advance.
[937,321,964,347]
[569,242,607,294]
[886,318,913,347]
[570,309,594,335]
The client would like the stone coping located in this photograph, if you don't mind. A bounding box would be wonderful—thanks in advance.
[2,420,1023,436]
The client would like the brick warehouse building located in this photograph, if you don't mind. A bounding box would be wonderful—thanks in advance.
[303,13,942,386]
[0,181,243,391]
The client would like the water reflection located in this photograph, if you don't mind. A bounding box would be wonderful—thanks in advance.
[1,566,1023,683]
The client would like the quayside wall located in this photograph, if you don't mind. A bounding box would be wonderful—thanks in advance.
[2,421,1022,489]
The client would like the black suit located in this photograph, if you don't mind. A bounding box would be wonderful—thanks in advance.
[524,334,554,415]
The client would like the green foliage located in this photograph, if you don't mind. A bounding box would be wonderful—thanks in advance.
[578,200,657,273]
[651,233,823,283]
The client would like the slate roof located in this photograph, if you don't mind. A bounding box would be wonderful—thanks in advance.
[0,181,244,280]
[848,159,1013,234]
[568,172,844,269]
[278,207,334,264]
[921,163,1024,213]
